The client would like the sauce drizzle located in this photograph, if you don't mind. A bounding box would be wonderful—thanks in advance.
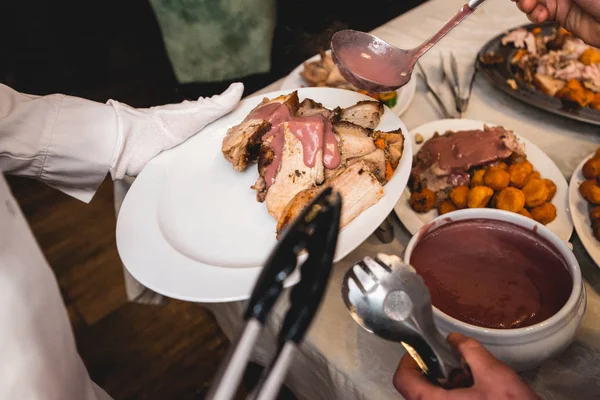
[250,103,341,188]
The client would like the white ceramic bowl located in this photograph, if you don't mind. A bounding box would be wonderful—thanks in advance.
[404,208,587,372]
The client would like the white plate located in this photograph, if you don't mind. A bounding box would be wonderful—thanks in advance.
[117,87,412,303]
[280,53,417,116]
[569,153,600,267]
[393,119,573,242]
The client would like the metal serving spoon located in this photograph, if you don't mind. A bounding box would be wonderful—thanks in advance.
[330,0,487,92]
[341,254,473,389]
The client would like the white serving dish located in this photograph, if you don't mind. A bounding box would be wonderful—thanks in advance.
[404,208,586,371]
[393,119,573,242]
[116,87,412,302]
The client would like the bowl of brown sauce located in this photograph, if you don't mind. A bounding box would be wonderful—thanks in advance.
[404,208,586,371]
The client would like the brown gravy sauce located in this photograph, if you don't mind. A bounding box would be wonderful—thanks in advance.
[249,102,341,188]
[410,219,572,329]
[416,129,513,173]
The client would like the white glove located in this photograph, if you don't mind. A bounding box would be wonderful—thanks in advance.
[108,82,244,179]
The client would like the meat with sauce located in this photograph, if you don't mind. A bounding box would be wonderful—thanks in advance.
[276,161,384,234]
[339,100,383,129]
[222,92,299,171]
[264,122,325,220]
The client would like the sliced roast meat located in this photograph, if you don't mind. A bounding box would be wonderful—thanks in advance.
[372,128,405,169]
[348,149,387,183]
[222,120,271,171]
[251,143,275,202]
[297,98,333,118]
[333,121,376,159]
[534,74,565,97]
[339,101,383,129]
[221,92,299,171]
[276,161,384,234]
[326,66,353,88]
[265,123,324,220]
[411,125,524,193]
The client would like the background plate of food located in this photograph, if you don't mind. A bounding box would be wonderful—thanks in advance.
[478,22,600,125]
[569,150,600,267]
[116,88,412,302]
[393,119,572,241]
[280,51,417,116]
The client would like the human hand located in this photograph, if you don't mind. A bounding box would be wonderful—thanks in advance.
[108,82,244,179]
[511,0,600,46]
[393,333,541,400]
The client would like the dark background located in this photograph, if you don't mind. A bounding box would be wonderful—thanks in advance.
[0,0,425,106]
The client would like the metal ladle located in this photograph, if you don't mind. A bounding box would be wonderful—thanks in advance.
[330,0,487,92]
[341,254,473,389]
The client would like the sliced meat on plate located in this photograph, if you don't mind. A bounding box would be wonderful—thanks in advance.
[347,149,387,183]
[339,100,383,129]
[334,121,377,159]
[265,122,325,220]
[221,92,299,171]
[276,161,384,234]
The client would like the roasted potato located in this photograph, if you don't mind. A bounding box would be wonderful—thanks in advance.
[519,208,533,219]
[409,189,436,213]
[590,205,600,222]
[580,48,600,65]
[496,187,526,213]
[530,202,557,225]
[438,200,458,215]
[508,160,534,188]
[471,169,486,187]
[544,179,557,201]
[592,93,600,111]
[580,180,600,204]
[522,178,550,207]
[583,157,600,179]
[450,186,469,209]
[524,171,541,186]
[495,162,508,171]
[483,167,510,191]
[467,186,494,208]
[557,79,595,107]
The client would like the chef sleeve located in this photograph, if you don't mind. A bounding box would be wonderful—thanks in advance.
[0,83,118,203]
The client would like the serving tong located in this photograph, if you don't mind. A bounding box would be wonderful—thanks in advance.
[342,254,474,389]
[417,53,478,119]
[207,188,342,400]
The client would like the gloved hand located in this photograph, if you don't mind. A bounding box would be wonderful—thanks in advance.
[108,82,244,179]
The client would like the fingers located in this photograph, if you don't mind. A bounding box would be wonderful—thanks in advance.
[393,353,444,400]
[515,0,540,14]
[529,3,550,22]
[447,333,514,385]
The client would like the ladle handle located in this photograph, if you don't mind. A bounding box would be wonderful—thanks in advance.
[415,0,488,60]
[468,0,487,9]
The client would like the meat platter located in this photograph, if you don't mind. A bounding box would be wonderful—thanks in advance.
[116,88,412,302]
[393,119,572,242]
[477,22,600,125]
[221,90,406,235]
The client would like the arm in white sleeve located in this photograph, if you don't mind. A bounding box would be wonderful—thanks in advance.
[0,82,244,203]
[0,83,118,203]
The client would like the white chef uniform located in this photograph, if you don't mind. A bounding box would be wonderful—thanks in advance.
[0,83,243,400]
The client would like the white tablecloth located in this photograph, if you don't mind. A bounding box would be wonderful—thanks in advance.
[116,1,600,398]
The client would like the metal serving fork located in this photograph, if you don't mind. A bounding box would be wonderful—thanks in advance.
[341,254,473,389]
[440,52,478,117]
[417,62,455,119]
